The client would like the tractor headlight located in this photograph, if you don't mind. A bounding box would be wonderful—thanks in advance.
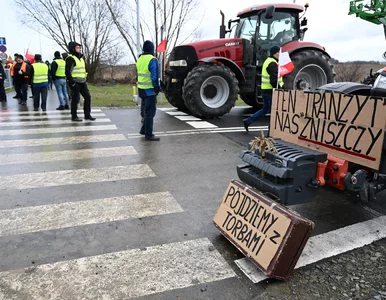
[169,60,187,67]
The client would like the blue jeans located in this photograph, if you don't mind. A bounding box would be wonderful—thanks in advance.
[54,78,69,106]
[244,91,272,125]
[140,95,157,138]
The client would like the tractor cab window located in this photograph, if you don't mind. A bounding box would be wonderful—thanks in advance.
[259,12,297,45]
[257,11,298,64]
[235,15,258,42]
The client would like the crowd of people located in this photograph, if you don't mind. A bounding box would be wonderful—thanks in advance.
[0,41,95,122]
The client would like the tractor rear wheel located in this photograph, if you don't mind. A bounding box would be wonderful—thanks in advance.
[164,90,189,112]
[183,64,239,119]
[284,50,335,91]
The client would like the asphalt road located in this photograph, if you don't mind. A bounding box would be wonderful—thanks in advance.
[0,89,385,299]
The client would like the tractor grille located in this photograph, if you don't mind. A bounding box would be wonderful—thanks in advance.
[168,46,198,67]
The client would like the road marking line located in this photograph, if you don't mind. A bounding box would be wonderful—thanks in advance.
[0,165,155,190]
[0,134,126,148]
[166,111,188,116]
[0,146,137,165]
[175,115,202,121]
[0,109,102,116]
[0,238,235,299]
[157,107,177,111]
[0,124,117,136]
[186,121,218,129]
[0,118,111,127]
[234,215,386,283]
[126,126,269,139]
[0,192,182,237]
[0,113,106,121]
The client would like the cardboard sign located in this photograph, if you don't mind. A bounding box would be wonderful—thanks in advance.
[270,90,386,170]
[213,180,314,280]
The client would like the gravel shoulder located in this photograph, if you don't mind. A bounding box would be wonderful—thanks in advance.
[254,239,386,300]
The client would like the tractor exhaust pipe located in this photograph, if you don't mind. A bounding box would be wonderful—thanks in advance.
[220,10,226,38]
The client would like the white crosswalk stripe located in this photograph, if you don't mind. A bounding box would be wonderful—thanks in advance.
[0,238,236,300]
[0,192,183,237]
[0,107,237,299]
[0,134,127,148]
[0,112,106,120]
[0,109,103,115]
[0,124,117,136]
[0,165,155,190]
[0,146,137,165]
[0,118,111,127]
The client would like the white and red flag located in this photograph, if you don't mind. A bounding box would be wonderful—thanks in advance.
[278,51,294,77]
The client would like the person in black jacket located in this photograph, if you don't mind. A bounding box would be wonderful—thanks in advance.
[0,63,7,102]
[12,55,30,106]
[65,41,95,121]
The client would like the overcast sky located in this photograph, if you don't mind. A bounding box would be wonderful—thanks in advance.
[2,0,385,63]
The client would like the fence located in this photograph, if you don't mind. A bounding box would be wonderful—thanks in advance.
[4,69,12,90]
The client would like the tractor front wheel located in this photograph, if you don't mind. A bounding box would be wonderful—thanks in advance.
[284,50,335,91]
[164,90,189,112]
[183,64,239,119]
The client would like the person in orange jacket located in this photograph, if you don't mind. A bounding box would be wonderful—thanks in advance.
[11,55,30,105]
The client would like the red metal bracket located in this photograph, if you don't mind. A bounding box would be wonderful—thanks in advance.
[325,155,349,191]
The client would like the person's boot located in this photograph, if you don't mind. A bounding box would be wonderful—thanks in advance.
[145,135,160,141]
[85,116,96,121]
[243,120,249,133]
[72,116,83,122]
[64,104,70,110]
[56,105,65,110]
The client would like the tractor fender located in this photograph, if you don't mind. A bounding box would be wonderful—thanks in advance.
[318,82,372,95]
[198,57,246,83]
[282,41,330,58]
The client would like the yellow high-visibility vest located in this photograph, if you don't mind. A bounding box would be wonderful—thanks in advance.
[136,54,155,89]
[54,59,66,77]
[261,57,284,90]
[67,54,86,83]
[32,62,48,84]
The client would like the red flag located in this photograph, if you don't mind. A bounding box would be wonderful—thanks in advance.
[278,51,294,77]
[157,38,167,53]
[25,48,35,64]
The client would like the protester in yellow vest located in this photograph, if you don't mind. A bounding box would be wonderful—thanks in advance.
[65,41,95,122]
[51,51,69,110]
[136,40,161,141]
[29,54,49,111]
[243,45,284,133]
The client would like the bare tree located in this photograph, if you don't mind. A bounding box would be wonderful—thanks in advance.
[105,0,204,62]
[334,63,366,82]
[15,0,117,82]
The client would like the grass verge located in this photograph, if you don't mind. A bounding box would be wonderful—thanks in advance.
[88,84,248,108]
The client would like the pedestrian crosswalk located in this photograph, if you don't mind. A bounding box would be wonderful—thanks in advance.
[0,108,236,299]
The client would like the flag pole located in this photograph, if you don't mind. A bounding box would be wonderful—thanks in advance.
[276,47,281,90]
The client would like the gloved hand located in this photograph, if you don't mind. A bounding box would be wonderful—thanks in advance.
[154,86,160,94]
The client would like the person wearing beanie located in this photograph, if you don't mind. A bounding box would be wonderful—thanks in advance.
[242,45,284,133]
[29,54,49,111]
[65,41,95,121]
[136,40,161,141]
[51,51,69,110]
[11,54,30,105]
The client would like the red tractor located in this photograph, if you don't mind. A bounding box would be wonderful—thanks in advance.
[164,3,335,119]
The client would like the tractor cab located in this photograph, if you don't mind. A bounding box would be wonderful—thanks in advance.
[230,4,306,66]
